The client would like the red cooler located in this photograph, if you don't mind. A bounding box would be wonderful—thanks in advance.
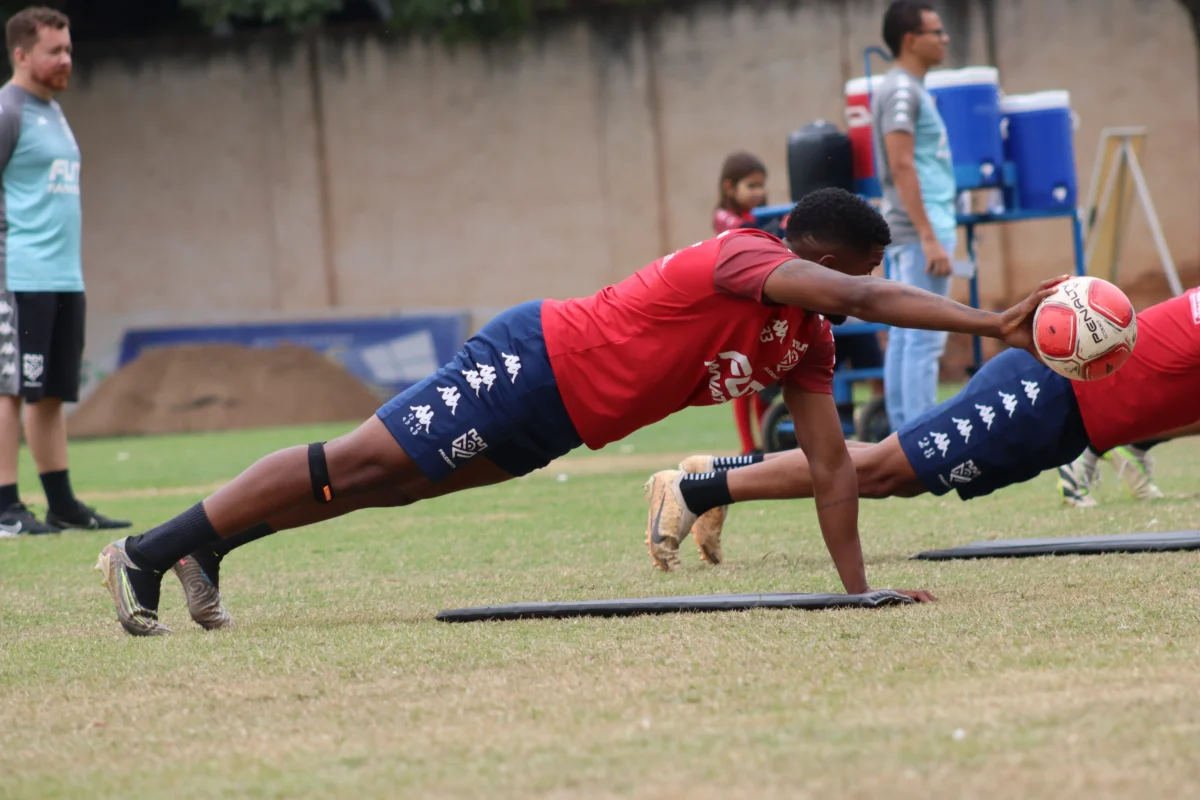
[844,75,885,198]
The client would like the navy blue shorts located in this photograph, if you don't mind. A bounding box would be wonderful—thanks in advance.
[376,300,583,482]
[897,348,1090,500]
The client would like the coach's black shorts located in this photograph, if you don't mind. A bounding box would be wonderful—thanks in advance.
[0,291,86,402]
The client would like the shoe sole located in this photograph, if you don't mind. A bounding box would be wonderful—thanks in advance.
[94,547,172,637]
[678,456,725,565]
[643,473,681,572]
[692,506,727,565]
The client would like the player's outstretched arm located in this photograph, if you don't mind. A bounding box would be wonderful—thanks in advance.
[763,261,1066,351]
[784,386,935,602]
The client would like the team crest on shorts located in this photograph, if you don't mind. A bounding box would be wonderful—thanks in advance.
[948,459,982,484]
[22,354,44,384]
[450,429,487,460]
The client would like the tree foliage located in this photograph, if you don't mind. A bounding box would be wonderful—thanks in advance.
[181,0,553,38]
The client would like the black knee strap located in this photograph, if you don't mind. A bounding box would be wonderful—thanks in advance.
[308,442,334,503]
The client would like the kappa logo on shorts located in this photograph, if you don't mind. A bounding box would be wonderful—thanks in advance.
[975,404,996,430]
[450,429,487,461]
[953,417,973,443]
[22,354,44,384]
[0,299,11,316]
[402,404,434,435]
[930,431,951,458]
[0,342,14,357]
[437,386,461,416]
[0,321,14,336]
[463,363,498,396]
[998,390,1018,417]
[502,352,522,383]
[1021,380,1040,405]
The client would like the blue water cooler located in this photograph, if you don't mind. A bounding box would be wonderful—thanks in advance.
[1000,90,1078,211]
[926,66,1004,189]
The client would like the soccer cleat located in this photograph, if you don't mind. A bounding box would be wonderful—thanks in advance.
[1104,445,1164,501]
[643,470,698,571]
[678,456,727,565]
[172,554,232,630]
[678,455,716,474]
[0,503,61,536]
[1078,448,1102,491]
[1058,457,1098,508]
[47,504,132,531]
[94,539,171,636]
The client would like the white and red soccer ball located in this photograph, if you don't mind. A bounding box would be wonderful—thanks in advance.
[1032,276,1137,381]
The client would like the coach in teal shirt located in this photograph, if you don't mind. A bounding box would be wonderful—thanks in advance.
[0,6,126,536]
[872,1,959,433]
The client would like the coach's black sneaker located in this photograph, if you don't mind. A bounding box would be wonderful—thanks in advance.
[46,503,132,531]
[0,503,61,537]
[171,550,233,630]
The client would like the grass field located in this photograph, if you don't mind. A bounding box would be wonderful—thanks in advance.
[3,404,1200,799]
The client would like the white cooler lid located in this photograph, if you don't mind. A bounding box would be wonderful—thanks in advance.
[844,75,887,96]
[925,66,1000,89]
[1000,90,1071,113]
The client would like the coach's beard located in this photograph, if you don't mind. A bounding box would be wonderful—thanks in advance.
[36,67,70,93]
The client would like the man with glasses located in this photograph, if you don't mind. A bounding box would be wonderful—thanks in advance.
[873,1,957,432]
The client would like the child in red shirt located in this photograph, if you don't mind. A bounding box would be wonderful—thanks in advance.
[713,152,771,453]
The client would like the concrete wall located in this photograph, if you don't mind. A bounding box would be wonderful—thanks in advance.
[63,0,1200,380]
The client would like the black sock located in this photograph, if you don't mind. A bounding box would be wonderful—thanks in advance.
[212,522,276,558]
[1132,439,1166,452]
[712,453,765,471]
[125,503,220,575]
[124,563,163,611]
[186,522,276,587]
[39,470,80,515]
[0,483,18,509]
[679,472,734,516]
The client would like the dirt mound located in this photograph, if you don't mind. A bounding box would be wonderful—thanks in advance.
[69,344,385,438]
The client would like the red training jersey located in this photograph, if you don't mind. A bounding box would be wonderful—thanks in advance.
[541,229,835,449]
[1072,289,1200,452]
[712,207,755,234]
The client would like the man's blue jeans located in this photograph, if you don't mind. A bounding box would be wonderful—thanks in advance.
[884,238,956,431]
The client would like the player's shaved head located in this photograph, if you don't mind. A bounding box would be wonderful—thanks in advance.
[785,187,892,253]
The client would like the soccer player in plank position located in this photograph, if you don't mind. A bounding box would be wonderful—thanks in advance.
[96,188,1060,636]
[649,288,1200,568]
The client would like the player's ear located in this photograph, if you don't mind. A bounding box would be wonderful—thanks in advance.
[814,253,838,269]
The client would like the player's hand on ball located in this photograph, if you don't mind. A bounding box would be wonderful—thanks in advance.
[888,589,939,603]
[997,275,1071,353]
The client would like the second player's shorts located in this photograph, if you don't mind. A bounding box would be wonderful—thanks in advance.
[897,348,1090,500]
[0,291,87,402]
[376,300,583,482]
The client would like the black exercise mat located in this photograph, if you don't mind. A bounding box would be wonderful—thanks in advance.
[436,590,914,622]
[912,530,1200,561]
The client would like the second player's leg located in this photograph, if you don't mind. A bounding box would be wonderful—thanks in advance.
[726,434,926,502]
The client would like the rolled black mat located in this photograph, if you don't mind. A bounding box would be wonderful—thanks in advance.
[436,590,914,622]
[912,531,1200,561]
